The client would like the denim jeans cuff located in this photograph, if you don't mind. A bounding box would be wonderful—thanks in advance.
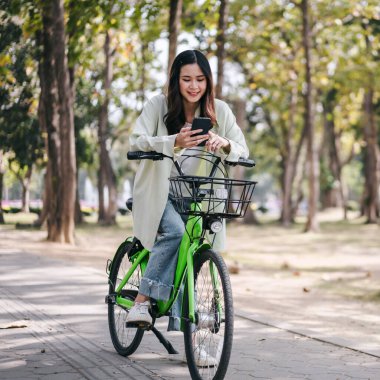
[139,277,173,301]
[167,315,181,331]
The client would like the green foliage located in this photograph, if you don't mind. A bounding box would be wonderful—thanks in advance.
[0,8,44,177]
[1,0,379,222]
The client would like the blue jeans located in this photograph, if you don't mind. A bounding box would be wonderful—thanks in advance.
[139,196,187,331]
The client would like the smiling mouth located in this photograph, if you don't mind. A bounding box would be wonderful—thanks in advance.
[188,92,199,96]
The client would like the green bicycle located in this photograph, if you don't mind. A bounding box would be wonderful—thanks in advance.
[106,150,256,380]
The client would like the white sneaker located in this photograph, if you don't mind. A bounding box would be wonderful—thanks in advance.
[126,301,152,326]
[193,345,217,367]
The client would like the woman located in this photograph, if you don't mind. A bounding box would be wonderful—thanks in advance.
[127,50,249,328]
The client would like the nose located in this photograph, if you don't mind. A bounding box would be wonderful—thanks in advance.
[189,80,198,89]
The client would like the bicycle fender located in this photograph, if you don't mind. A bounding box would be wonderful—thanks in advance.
[107,237,135,278]
[194,241,212,255]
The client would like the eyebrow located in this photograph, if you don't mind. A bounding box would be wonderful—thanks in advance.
[180,74,206,78]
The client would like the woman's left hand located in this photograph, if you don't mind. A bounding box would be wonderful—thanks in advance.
[205,131,231,153]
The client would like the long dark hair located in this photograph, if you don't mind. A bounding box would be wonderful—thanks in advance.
[164,50,216,135]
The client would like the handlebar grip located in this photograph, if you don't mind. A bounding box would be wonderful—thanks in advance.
[127,151,165,161]
[225,158,256,167]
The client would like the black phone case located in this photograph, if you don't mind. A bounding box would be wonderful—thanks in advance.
[191,117,212,146]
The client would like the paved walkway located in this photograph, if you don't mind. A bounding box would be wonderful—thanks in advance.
[1,246,380,379]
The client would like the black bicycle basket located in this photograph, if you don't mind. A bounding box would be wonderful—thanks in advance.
[169,175,257,219]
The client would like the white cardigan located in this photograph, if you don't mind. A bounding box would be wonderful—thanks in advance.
[129,94,249,251]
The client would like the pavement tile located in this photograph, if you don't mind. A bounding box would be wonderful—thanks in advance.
[1,246,380,379]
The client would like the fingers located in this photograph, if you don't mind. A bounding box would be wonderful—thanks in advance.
[176,127,209,148]
[205,133,228,152]
[190,134,208,147]
[177,128,228,151]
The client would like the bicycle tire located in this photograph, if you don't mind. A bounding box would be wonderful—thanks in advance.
[183,249,234,380]
[108,241,144,356]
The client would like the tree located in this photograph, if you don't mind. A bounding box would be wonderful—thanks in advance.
[301,0,319,232]
[0,151,4,224]
[215,0,229,99]
[0,2,44,214]
[168,0,182,73]
[320,89,348,216]
[97,30,118,225]
[40,0,76,243]
[227,0,307,226]
[361,21,380,223]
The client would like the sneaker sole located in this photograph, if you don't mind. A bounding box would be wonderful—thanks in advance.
[126,321,152,329]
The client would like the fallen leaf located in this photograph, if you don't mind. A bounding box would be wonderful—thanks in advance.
[281,262,290,270]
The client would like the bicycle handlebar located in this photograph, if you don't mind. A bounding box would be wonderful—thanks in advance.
[127,151,255,168]
[226,157,255,167]
[127,151,165,161]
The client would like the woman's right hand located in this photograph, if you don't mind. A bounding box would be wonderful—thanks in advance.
[174,126,209,148]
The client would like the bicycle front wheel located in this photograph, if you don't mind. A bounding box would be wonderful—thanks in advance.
[183,249,234,380]
[108,241,144,356]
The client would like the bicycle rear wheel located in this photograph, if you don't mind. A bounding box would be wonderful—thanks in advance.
[183,249,234,380]
[108,241,144,356]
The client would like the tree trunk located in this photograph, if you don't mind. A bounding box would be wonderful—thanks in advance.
[35,30,50,228]
[280,82,299,226]
[74,179,83,224]
[320,89,348,219]
[54,0,76,242]
[34,69,51,228]
[291,153,307,220]
[139,39,147,106]
[167,0,182,74]
[69,63,83,225]
[41,0,76,243]
[34,167,51,228]
[41,1,61,238]
[362,87,380,223]
[361,30,380,223]
[20,166,32,213]
[0,151,5,224]
[215,0,229,99]
[232,99,259,224]
[98,31,117,225]
[301,0,319,232]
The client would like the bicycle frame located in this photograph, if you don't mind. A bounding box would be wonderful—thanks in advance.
[113,201,213,324]
[111,151,254,328]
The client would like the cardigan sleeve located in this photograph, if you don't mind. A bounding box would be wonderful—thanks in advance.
[216,100,249,162]
[129,95,177,157]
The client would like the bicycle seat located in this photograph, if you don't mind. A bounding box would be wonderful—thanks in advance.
[126,198,133,211]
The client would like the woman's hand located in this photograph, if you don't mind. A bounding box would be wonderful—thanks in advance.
[174,126,209,148]
[205,131,231,153]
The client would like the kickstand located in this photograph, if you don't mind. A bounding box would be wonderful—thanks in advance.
[151,326,179,354]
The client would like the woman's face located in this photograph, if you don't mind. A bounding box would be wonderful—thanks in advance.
[179,63,207,105]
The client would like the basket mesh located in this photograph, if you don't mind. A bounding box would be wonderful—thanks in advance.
[169,175,257,219]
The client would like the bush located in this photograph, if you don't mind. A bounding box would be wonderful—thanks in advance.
[29,207,41,215]
[346,200,360,211]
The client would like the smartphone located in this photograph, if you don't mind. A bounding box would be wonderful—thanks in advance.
[191,117,212,146]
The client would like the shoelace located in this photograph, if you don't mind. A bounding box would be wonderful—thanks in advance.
[135,303,149,313]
